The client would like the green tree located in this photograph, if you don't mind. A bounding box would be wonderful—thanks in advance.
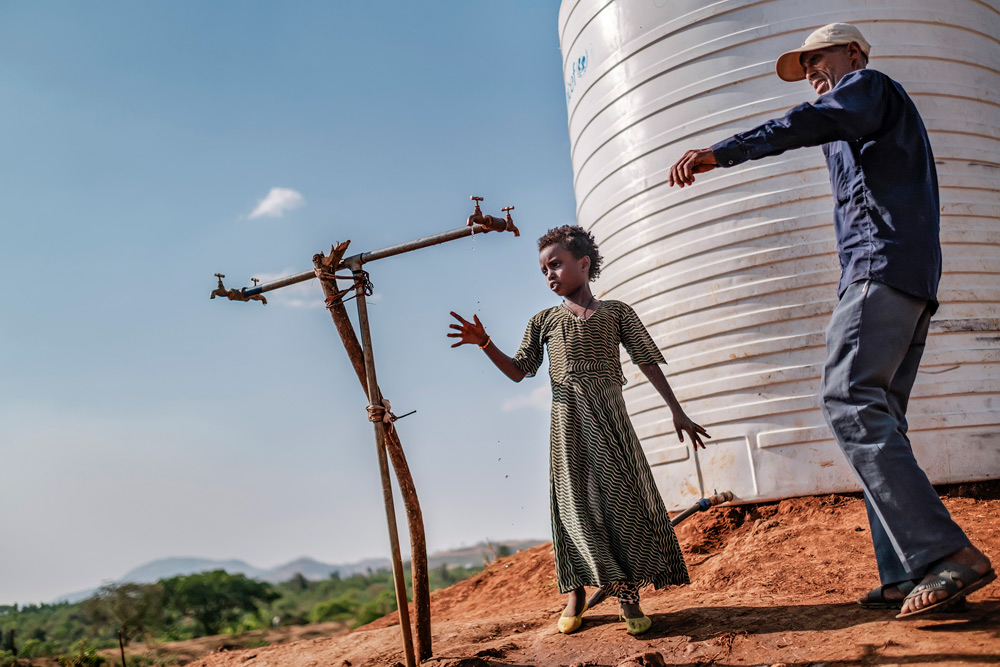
[80,583,165,644]
[287,573,309,592]
[162,571,278,637]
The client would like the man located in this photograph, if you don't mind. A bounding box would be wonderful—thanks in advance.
[668,23,994,618]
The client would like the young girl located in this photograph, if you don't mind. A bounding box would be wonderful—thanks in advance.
[448,225,709,635]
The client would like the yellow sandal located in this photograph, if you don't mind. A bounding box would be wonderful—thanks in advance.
[623,608,651,636]
[557,602,588,634]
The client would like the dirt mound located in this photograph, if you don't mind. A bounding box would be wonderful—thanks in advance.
[189,484,1000,667]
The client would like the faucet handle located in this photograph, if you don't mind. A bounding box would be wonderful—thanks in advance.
[501,206,519,237]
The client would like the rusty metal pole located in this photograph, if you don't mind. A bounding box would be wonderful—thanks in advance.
[347,258,416,667]
[312,248,432,661]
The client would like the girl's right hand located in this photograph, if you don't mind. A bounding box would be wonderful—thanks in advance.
[448,312,488,348]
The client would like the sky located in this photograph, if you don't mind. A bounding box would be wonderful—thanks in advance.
[0,1,579,604]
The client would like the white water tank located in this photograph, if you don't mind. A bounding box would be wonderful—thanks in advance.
[558,0,1000,510]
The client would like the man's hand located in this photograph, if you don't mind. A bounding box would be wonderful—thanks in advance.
[448,311,488,348]
[673,412,711,451]
[668,148,718,188]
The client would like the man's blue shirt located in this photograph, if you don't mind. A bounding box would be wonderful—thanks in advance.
[710,69,941,303]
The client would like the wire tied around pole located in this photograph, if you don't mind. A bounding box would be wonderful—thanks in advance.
[314,268,375,308]
[352,269,375,297]
[366,398,416,424]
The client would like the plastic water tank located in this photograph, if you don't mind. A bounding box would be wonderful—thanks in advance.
[558,0,1000,510]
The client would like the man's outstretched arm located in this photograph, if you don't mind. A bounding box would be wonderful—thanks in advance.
[670,69,889,187]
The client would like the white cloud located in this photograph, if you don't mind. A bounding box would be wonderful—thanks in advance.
[501,384,551,412]
[248,187,305,219]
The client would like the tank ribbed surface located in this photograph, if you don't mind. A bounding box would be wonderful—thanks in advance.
[558,0,1000,509]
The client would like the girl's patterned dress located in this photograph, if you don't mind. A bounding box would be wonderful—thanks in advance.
[511,300,689,600]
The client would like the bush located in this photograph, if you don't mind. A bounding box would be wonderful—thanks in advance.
[19,637,57,658]
[308,596,358,624]
[56,639,107,667]
[275,613,308,627]
[0,650,15,667]
[352,590,397,628]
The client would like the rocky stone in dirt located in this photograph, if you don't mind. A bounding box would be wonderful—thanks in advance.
[617,652,667,667]
[425,659,489,667]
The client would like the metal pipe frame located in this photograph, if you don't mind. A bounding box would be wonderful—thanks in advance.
[240,220,507,298]
[213,211,517,664]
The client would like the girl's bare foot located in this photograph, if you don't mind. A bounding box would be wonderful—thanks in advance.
[899,545,993,616]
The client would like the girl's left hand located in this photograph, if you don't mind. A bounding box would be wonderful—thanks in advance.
[673,413,711,451]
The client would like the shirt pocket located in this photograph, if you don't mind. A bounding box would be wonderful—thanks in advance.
[823,143,854,206]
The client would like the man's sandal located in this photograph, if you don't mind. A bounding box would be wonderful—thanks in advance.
[896,562,997,619]
[557,602,588,634]
[858,580,967,611]
[857,581,916,609]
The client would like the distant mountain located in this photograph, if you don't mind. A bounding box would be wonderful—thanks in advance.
[428,539,545,569]
[51,540,546,603]
[52,557,264,604]
[120,557,263,583]
[256,557,390,583]
[54,588,102,605]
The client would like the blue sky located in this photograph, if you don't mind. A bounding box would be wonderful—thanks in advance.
[0,1,577,604]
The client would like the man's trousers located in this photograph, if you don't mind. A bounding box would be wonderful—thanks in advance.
[820,280,969,585]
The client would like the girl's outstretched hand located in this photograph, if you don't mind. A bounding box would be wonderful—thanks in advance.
[448,311,488,348]
[673,412,711,451]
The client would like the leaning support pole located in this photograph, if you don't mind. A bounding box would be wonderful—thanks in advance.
[349,261,416,667]
[348,258,417,667]
[313,247,432,661]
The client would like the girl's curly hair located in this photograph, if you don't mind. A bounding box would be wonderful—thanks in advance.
[537,225,603,281]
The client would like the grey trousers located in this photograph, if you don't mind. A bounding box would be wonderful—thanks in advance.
[820,280,970,585]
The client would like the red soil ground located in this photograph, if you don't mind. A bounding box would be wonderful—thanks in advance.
[190,484,1000,667]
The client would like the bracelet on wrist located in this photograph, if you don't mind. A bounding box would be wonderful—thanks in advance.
[478,335,491,350]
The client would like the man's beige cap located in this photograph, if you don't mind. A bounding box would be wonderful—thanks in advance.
[775,23,872,82]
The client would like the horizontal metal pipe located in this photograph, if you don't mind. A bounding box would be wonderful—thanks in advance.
[243,270,317,296]
[241,222,500,297]
[357,224,482,264]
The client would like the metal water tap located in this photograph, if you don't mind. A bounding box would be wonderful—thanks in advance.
[467,195,486,228]
[501,206,520,236]
[209,273,267,305]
